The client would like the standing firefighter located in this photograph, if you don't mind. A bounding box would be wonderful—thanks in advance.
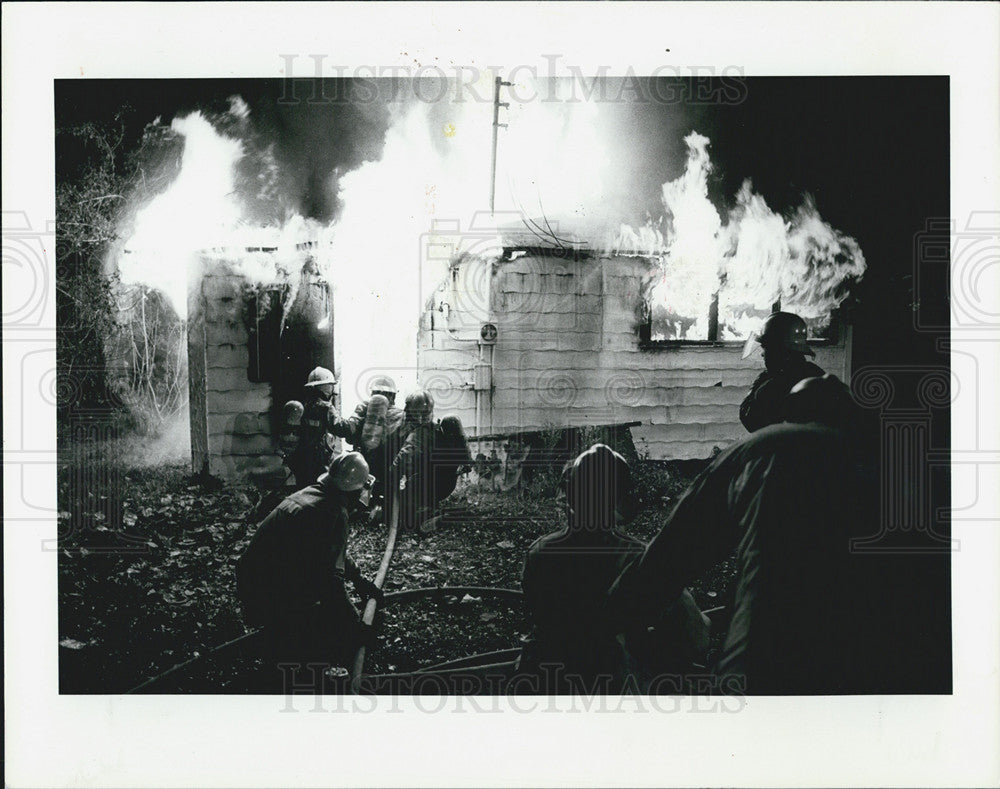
[739,311,825,433]
[392,390,472,536]
[280,366,339,487]
[328,375,406,496]
[604,377,900,694]
[235,452,382,686]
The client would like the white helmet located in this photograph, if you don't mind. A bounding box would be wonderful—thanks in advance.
[304,366,337,388]
[368,375,398,397]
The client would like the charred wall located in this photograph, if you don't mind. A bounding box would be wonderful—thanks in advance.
[187,252,335,481]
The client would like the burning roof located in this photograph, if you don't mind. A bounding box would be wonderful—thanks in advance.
[113,88,866,403]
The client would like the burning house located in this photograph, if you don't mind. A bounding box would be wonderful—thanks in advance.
[184,231,853,482]
[185,232,335,481]
[418,233,853,463]
[179,192,862,479]
[117,103,864,481]
[416,132,863,464]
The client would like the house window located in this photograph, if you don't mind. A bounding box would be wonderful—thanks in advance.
[640,275,839,346]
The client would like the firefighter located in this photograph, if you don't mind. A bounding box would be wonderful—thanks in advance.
[392,390,437,535]
[328,376,406,496]
[235,452,382,685]
[739,311,826,432]
[603,378,898,695]
[784,373,858,428]
[434,414,474,501]
[281,366,339,487]
[391,390,472,536]
[519,444,646,692]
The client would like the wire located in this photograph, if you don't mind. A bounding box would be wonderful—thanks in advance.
[504,173,566,249]
[535,190,570,250]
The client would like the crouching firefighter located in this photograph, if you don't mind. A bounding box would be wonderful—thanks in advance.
[392,390,473,537]
[280,366,340,487]
[603,376,896,695]
[235,452,383,688]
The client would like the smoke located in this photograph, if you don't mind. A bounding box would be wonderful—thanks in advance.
[318,95,495,406]
[118,112,243,318]
[317,76,659,406]
[114,84,492,409]
[119,406,192,468]
[117,100,333,320]
[112,82,866,411]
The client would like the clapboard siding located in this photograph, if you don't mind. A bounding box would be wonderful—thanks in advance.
[206,388,272,416]
[189,261,282,480]
[207,412,272,437]
[205,343,249,369]
[419,252,850,461]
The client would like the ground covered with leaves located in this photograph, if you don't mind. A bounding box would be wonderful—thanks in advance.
[58,437,733,693]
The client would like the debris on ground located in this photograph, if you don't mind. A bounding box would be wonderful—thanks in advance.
[58,446,732,692]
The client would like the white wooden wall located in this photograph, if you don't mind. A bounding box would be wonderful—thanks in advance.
[188,258,283,481]
[418,253,850,460]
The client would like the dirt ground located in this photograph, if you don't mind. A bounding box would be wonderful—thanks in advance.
[57,438,734,693]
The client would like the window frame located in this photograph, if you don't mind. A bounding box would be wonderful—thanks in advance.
[639,292,843,350]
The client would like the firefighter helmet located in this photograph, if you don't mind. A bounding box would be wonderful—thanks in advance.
[326,451,372,492]
[785,374,855,427]
[404,390,435,424]
[281,400,305,427]
[742,311,815,359]
[563,443,632,526]
[368,375,398,396]
[304,366,337,388]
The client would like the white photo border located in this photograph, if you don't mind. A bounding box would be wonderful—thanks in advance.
[3,2,999,787]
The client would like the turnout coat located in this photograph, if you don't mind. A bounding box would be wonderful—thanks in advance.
[605,422,897,694]
[236,477,361,627]
[739,359,826,432]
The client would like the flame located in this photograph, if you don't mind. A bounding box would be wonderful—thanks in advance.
[717,181,787,340]
[118,113,244,319]
[114,87,866,424]
[638,133,726,340]
[113,92,503,412]
[611,220,666,255]
[324,77,643,406]
[318,95,497,410]
[781,197,866,325]
[623,133,865,340]
[118,109,324,322]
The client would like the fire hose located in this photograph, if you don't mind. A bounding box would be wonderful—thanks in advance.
[124,584,525,694]
[347,491,400,693]
[126,628,266,694]
[126,482,723,694]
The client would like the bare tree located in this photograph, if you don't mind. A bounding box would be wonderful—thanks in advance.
[57,113,187,433]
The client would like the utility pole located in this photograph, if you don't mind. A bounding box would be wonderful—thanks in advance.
[489,76,511,215]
